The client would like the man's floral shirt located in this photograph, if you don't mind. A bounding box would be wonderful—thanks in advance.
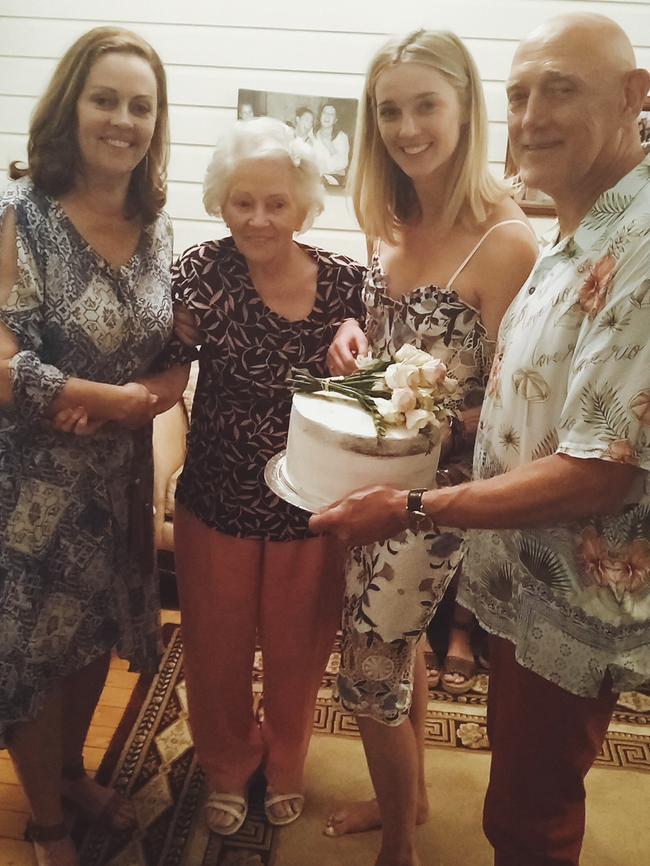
[459,155,650,697]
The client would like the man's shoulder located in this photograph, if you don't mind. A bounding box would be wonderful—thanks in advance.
[580,157,650,248]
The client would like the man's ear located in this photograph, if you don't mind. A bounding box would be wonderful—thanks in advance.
[622,68,650,117]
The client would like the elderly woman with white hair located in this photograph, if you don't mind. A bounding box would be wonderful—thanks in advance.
[161,117,365,835]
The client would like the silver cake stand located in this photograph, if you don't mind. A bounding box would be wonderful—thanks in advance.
[264,451,327,514]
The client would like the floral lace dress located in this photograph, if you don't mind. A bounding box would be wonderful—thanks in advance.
[0,180,173,743]
[336,251,495,725]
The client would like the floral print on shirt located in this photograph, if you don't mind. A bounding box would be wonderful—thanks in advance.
[459,155,650,697]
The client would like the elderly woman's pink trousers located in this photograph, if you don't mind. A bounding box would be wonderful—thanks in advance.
[173,504,343,794]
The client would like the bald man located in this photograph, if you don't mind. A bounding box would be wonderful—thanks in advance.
[310,13,650,866]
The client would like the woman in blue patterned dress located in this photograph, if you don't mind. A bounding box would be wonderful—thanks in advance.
[0,28,186,866]
[321,30,538,866]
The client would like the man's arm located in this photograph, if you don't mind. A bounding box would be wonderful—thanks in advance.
[308,453,641,546]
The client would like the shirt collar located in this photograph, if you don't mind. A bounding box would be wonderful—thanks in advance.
[573,153,650,252]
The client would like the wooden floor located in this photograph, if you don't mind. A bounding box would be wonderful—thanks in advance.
[0,611,181,866]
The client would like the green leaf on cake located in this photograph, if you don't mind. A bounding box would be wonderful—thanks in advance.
[286,367,389,436]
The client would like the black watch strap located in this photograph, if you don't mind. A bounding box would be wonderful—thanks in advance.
[406,488,428,518]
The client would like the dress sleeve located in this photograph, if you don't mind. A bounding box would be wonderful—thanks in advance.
[556,241,650,471]
[0,193,68,422]
[346,261,367,323]
[333,258,366,328]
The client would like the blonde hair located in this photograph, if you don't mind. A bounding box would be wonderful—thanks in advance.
[351,29,509,243]
[9,26,169,223]
[203,117,325,232]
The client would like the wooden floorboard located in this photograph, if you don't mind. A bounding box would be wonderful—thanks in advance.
[0,610,179,863]
[0,837,35,866]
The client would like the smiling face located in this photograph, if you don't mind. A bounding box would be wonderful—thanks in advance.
[221,157,305,264]
[506,28,628,202]
[75,51,157,184]
[295,109,314,138]
[319,105,337,129]
[374,61,464,183]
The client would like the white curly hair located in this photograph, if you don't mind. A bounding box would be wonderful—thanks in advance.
[203,116,325,232]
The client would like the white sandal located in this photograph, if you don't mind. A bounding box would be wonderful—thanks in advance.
[205,791,248,836]
[264,792,305,826]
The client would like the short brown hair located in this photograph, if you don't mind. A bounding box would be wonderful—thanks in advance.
[10,26,169,223]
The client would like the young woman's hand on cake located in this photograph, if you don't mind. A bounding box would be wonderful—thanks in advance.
[309,484,411,545]
[327,318,369,375]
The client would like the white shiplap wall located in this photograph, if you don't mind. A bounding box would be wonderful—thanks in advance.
[0,0,648,260]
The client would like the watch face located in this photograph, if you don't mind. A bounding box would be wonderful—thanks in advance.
[407,488,426,514]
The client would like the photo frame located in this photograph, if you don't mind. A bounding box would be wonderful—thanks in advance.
[237,89,358,190]
[504,141,556,217]
[639,96,650,150]
[505,94,650,217]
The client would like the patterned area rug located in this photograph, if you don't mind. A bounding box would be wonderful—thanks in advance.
[77,626,650,866]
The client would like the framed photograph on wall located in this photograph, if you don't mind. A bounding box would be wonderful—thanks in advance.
[237,89,358,189]
[504,141,556,217]
[639,96,650,151]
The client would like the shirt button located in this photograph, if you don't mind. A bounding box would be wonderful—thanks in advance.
[528,285,536,294]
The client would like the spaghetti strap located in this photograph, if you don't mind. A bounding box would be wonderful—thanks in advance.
[446,219,534,291]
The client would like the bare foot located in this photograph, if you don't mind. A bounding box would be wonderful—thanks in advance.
[60,775,135,830]
[324,798,429,837]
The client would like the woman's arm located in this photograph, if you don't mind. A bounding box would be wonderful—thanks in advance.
[0,357,158,425]
[136,363,191,416]
[0,202,166,427]
[471,220,538,340]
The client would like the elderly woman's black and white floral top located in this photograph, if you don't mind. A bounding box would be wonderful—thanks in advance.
[0,178,173,742]
[163,236,366,540]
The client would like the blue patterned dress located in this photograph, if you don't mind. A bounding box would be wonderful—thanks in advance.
[0,179,173,744]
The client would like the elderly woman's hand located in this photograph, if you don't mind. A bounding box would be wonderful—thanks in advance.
[174,303,201,347]
[49,406,107,436]
[308,485,410,546]
[112,382,159,429]
[327,319,369,375]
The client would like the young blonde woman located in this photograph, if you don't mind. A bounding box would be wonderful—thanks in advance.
[325,30,538,866]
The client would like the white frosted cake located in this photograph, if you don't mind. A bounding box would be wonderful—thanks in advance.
[283,391,440,510]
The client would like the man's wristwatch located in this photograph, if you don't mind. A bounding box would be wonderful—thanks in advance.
[406,488,440,533]
[406,488,428,518]
[406,488,429,530]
